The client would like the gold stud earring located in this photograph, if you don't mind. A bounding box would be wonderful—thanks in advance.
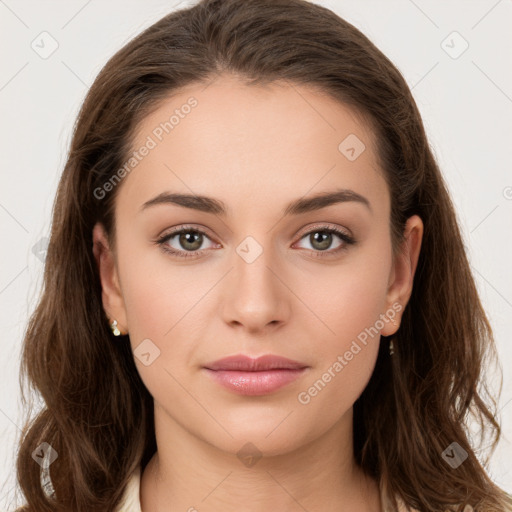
[110,319,121,336]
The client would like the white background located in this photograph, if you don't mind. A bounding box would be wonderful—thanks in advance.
[0,0,511,509]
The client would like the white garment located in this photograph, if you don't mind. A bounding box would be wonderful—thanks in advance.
[114,464,418,512]
[115,465,142,512]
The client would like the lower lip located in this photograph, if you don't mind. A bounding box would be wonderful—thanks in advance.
[203,368,308,395]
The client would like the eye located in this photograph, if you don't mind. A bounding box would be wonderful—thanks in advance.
[156,225,218,259]
[293,224,356,258]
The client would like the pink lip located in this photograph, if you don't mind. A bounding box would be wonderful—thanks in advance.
[203,354,309,396]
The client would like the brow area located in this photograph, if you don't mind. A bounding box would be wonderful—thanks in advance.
[139,189,372,216]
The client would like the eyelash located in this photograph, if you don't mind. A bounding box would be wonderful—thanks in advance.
[155,224,356,260]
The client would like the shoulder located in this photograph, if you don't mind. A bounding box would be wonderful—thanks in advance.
[114,464,142,512]
[14,466,143,512]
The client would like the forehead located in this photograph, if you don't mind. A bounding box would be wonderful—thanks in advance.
[118,74,388,218]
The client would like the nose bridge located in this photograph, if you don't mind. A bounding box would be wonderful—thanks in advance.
[223,231,289,329]
[233,232,280,296]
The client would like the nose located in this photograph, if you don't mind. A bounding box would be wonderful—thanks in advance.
[221,240,291,334]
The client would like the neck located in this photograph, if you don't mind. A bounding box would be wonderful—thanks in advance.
[140,404,382,512]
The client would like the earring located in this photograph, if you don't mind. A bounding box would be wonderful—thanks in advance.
[110,319,122,336]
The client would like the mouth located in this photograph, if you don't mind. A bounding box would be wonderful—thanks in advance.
[202,354,309,396]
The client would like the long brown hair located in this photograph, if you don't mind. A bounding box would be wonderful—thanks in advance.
[13,0,512,510]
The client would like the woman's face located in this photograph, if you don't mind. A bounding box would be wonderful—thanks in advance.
[93,74,422,456]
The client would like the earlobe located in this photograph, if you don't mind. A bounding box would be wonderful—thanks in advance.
[382,215,424,336]
[92,222,128,334]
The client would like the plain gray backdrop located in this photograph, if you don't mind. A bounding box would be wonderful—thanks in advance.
[1,0,511,509]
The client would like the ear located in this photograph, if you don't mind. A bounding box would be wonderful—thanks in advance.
[92,222,128,334]
[380,214,423,336]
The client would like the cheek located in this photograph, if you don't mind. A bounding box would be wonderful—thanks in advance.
[116,239,216,385]
[294,281,384,427]
[292,242,391,408]
[117,234,202,336]
[298,245,392,349]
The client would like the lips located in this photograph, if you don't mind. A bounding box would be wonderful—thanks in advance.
[202,354,309,395]
[203,354,308,371]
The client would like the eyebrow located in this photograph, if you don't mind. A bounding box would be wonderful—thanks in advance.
[139,188,372,216]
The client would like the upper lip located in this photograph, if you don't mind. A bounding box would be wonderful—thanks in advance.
[203,354,308,371]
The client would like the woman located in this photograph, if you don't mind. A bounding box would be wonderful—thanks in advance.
[14,0,512,510]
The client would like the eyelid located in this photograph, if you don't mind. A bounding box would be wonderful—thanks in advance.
[158,223,216,240]
[294,222,352,240]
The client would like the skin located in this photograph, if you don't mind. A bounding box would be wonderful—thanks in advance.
[93,74,423,512]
